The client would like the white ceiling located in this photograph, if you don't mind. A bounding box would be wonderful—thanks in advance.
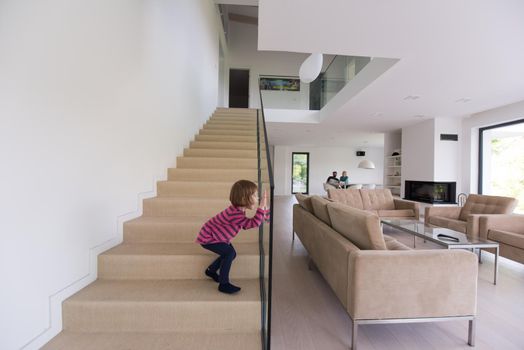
[258,0,524,133]
[266,122,385,148]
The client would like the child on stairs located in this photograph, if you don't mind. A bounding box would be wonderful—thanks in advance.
[196,180,269,294]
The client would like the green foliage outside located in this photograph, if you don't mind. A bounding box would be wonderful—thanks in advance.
[292,154,308,193]
[490,136,524,213]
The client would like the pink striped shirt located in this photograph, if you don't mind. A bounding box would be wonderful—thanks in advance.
[196,205,269,244]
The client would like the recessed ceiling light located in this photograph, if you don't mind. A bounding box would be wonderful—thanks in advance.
[414,114,425,118]
[404,95,421,101]
[455,98,472,103]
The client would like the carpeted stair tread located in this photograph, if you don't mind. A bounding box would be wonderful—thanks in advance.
[167,168,265,182]
[157,180,269,198]
[65,279,260,303]
[102,242,260,256]
[183,148,259,159]
[194,134,257,142]
[42,331,261,350]
[98,242,261,280]
[176,156,260,169]
[189,141,259,150]
[198,129,257,136]
[123,216,258,243]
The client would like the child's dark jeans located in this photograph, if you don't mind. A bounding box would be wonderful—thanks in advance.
[201,242,237,284]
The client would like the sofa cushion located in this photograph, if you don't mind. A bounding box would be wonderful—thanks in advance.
[378,209,415,218]
[428,216,467,233]
[310,196,333,226]
[327,189,364,209]
[327,202,387,250]
[459,194,517,221]
[295,193,314,213]
[488,229,524,250]
[360,189,395,210]
[383,234,411,250]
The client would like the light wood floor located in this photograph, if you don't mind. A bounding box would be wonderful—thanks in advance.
[270,196,524,350]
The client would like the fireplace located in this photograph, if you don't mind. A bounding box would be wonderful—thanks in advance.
[405,181,456,204]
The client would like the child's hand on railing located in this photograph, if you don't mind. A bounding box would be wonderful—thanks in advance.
[260,189,268,210]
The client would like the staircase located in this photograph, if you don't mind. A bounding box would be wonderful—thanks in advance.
[43,108,267,350]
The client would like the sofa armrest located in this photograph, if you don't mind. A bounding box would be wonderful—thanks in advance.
[393,199,420,219]
[347,250,478,321]
[479,214,524,239]
[424,206,461,225]
[467,214,483,238]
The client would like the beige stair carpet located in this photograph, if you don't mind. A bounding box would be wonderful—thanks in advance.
[43,108,266,350]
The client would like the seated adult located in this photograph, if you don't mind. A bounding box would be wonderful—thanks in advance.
[339,170,349,189]
[326,171,340,188]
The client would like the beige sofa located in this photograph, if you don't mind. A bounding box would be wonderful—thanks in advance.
[479,214,524,264]
[328,188,420,220]
[425,194,517,237]
[294,194,478,349]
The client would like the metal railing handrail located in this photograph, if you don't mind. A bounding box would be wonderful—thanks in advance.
[258,82,275,350]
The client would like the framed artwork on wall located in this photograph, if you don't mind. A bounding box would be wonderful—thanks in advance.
[259,76,300,91]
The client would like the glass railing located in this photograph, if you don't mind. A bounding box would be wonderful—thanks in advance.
[257,91,274,350]
[320,55,371,108]
[258,55,370,111]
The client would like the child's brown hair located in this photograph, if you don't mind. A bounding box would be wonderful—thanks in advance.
[230,180,258,208]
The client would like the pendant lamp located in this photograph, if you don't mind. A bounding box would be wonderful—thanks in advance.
[299,53,323,83]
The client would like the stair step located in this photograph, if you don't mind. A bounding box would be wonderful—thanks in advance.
[157,180,269,198]
[190,140,259,150]
[207,118,256,125]
[167,168,267,182]
[203,123,254,131]
[123,216,259,243]
[199,129,257,136]
[143,197,260,217]
[195,134,257,143]
[98,242,260,280]
[183,148,259,159]
[42,331,261,350]
[61,279,260,332]
[177,157,259,169]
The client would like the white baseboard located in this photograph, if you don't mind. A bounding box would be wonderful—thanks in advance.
[19,179,159,350]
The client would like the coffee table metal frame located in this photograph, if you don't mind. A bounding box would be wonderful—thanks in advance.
[381,219,500,285]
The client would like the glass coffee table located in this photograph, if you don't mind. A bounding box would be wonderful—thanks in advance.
[381,219,500,284]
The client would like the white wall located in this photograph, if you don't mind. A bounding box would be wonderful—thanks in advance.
[434,118,462,183]
[402,119,435,188]
[273,145,384,195]
[0,1,220,349]
[461,99,524,193]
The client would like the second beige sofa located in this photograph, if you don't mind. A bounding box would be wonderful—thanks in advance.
[294,194,478,349]
[328,188,420,220]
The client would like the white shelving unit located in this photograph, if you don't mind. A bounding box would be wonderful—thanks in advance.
[385,155,402,196]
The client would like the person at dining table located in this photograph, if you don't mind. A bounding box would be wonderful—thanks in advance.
[326,171,340,188]
[339,171,349,189]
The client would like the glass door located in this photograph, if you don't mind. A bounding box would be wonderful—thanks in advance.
[479,119,524,213]
[291,152,309,194]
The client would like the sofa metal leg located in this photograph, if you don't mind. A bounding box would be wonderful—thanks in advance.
[307,257,314,271]
[292,231,295,241]
[351,321,358,350]
[468,319,476,346]
[478,249,482,264]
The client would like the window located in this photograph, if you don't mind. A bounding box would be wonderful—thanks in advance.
[479,119,524,213]
[291,152,309,194]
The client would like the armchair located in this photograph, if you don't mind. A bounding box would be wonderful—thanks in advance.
[425,194,517,238]
[479,214,524,264]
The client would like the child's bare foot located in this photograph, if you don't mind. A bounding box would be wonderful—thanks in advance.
[218,282,241,294]
[205,268,219,283]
